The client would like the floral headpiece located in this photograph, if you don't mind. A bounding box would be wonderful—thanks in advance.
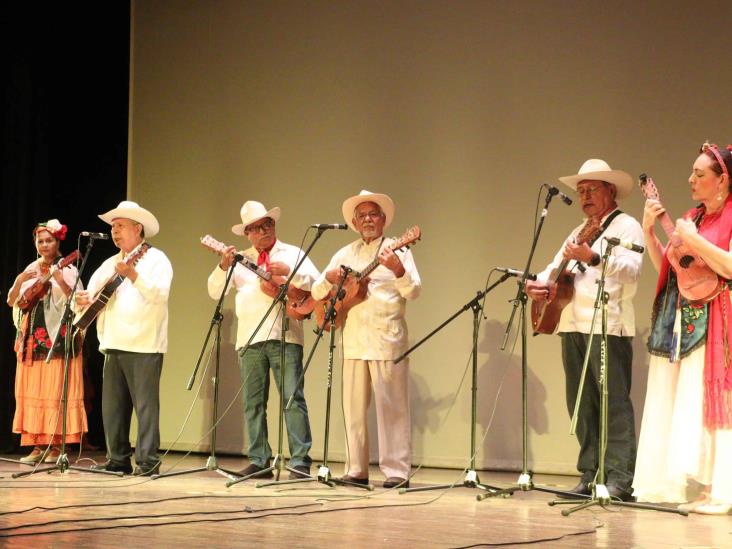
[700,141,732,178]
[34,219,68,241]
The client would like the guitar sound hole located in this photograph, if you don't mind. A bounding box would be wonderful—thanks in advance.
[679,255,694,268]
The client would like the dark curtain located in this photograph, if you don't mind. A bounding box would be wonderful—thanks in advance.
[0,5,130,451]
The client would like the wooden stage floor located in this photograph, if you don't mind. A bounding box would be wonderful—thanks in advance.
[0,451,728,548]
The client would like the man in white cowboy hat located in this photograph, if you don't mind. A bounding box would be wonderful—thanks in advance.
[76,200,173,476]
[525,159,644,501]
[311,190,421,489]
[207,200,318,479]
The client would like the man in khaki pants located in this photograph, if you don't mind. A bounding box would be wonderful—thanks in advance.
[312,190,421,489]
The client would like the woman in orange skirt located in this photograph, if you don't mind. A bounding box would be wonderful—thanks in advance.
[6,219,87,463]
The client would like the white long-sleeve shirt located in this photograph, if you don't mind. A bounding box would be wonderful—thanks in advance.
[536,209,643,337]
[311,237,421,360]
[86,243,173,353]
[207,240,320,348]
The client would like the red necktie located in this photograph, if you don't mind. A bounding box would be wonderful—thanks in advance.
[257,247,272,272]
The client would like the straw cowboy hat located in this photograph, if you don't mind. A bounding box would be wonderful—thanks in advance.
[99,201,160,237]
[341,190,395,232]
[558,159,634,199]
[231,200,281,236]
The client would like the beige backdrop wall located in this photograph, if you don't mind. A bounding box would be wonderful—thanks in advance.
[127,0,732,475]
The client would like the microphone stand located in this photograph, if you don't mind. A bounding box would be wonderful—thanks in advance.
[399,274,512,495]
[14,236,120,478]
[478,187,575,500]
[548,243,684,516]
[227,228,328,487]
[257,266,373,490]
[152,259,241,480]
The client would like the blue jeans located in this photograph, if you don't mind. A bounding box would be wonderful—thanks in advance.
[238,341,312,468]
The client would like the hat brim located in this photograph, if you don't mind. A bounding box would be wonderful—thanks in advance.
[99,207,160,237]
[558,169,635,199]
[341,193,395,232]
[231,207,281,236]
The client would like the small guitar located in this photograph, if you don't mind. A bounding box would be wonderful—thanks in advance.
[639,173,724,304]
[16,250,80,310]
[314,226,421,332]
[200,235,315,321]
[73,243,151,332]
[531,219,601,335]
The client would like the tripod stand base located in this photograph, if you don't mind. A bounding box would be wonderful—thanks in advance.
[152,455,239,481]
[12,452,124,479]
[548,483,688,516]
[401,469,502,495]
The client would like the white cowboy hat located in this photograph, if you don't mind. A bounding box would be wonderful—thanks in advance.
[231,200,281,236]
[341,190,395,232]
[99,201,160,237]
[558,159,634,199]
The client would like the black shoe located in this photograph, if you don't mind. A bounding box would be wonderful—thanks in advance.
[558,480,592,499]
[383,477,409,489]
[607,484,635,502]
[91,461,133,475]
[133,462,161,477]
[288,465,311,480]
[235,463,273,479]
[338,474,369,486]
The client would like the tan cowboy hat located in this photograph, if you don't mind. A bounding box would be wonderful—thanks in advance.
[341,190,395,232]
[558,159,634,199]
[231,200,281,236]
[99,201,160,237]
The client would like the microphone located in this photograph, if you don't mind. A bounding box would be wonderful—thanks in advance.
[496,267,537,281]
[311,223,348,230]
[545,184,573,205]
[233,254,272,280]
[80,232,109,239]
[604,237,645,254]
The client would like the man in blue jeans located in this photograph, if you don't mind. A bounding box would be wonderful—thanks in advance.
[208,201,319,479]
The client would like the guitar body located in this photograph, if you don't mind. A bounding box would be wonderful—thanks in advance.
[530,218,601,336]
[667,243,726,305]
[16,250,80,311]
[313,276,368,332]
[73,244,150,332]
[531,270,575,335]
[639,173,724,304]
[260,276,316,321]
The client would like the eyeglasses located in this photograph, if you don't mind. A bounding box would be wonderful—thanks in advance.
[576,185,606,198]
[355,211,383,221]
[244,218,274,234]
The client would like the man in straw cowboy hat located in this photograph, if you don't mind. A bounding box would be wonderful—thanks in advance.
[208,200,319,479]
[311,190,421,489]
[76,200,173,476]
[525,159,644,501]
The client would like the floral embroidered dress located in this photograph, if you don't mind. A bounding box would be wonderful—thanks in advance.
[11,261,87,446]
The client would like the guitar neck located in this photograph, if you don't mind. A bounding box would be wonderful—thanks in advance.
[658,211,680,245]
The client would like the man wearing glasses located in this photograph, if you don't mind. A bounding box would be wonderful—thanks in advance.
[208,201,319,479]
[311,190,421,489]
[525,159,644,502]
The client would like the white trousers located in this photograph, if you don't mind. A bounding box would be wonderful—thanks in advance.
[342,358,411,479]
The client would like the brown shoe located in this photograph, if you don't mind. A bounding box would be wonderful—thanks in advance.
[339,474,369,486]
[235,463,273,479]
[288,465,311,480]
[383,477,409,489]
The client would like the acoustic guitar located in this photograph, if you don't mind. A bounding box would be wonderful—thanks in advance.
[530,219,601,335]
[16,250,80,310]
[73,243,151,332]
[200,235,315,321]
[639,173,724,304]
[314,226,421,332]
